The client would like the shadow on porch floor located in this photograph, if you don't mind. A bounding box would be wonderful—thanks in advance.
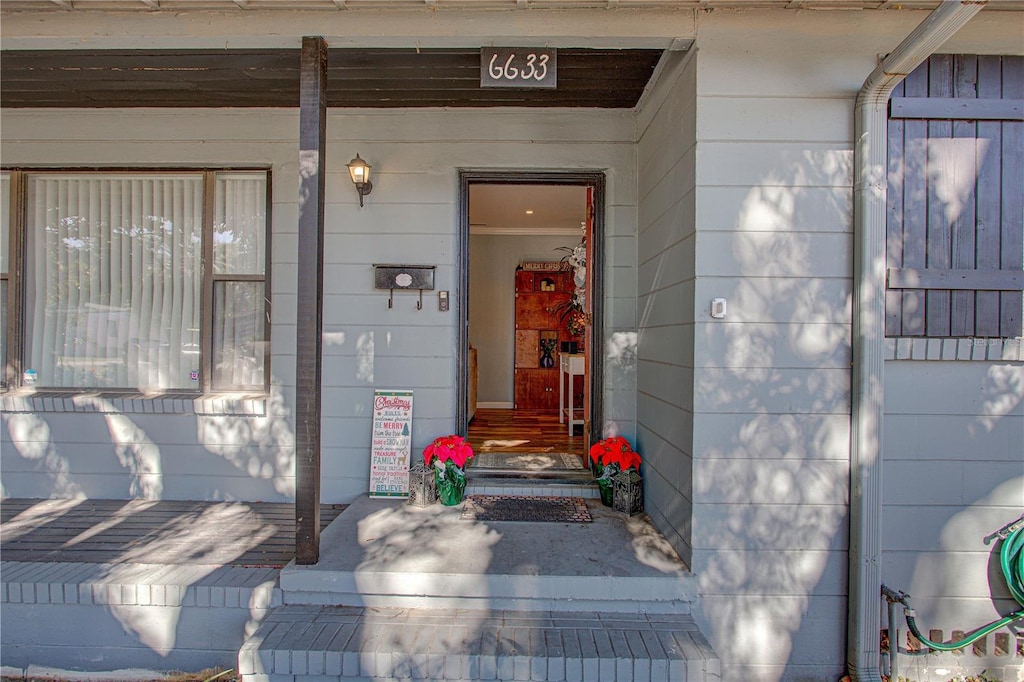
[0,499,345,567]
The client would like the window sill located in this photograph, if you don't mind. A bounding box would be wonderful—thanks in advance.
[0,389,268,416]
[885,337,1023,362]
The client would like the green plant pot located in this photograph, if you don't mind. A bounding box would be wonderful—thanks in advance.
[435,470,467,506]
[596,478,613,507]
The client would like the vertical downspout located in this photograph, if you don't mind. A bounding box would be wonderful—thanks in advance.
[847,2,986,680]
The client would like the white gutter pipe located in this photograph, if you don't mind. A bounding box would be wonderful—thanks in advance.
[847,1,986,680]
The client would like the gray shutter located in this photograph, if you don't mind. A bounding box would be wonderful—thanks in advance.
[886,55,1023,338]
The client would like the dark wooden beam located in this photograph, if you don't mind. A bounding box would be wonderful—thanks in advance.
[295,35,327,566]
[0,48,662,109]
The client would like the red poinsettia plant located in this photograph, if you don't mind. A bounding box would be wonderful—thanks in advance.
[424,435,475,471]
[589,435,641,480]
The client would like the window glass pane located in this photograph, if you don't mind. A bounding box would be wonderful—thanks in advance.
[25,174,203,390]
[214,172,266,276]
[1,173,9,273]
[1,173,9,384]
[1,280,6,384]
[213,281,265,390]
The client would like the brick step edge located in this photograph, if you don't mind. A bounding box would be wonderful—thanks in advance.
[239,605,720,682]
[1,561,283,608]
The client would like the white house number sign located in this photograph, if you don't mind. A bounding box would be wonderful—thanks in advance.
[480,48,557,89]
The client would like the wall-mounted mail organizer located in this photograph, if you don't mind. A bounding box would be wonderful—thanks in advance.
[374,264,436,310]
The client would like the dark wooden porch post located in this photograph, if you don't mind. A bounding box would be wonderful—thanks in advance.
[295,35,327,565]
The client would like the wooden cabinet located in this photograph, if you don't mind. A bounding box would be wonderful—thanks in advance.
[513,268,572,410]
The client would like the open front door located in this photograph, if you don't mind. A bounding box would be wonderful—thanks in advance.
[582,186,595,456]
[458,170,604,460]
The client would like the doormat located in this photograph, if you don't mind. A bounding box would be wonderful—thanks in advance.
[473,452,585,471]
[461,495,592,523]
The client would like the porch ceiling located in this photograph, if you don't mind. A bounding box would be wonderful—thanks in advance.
[2,0,1024,10]
[0,47,664,108]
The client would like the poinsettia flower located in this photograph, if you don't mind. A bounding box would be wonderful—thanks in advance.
[424,434,475,469]
[589,435,641,472]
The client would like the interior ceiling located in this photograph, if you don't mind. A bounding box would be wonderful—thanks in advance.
[0,48,664,108]
[470,185,587,236]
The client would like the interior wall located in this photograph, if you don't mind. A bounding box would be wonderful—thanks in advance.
[468,233,579,406]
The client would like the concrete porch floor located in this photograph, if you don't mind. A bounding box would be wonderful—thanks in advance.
[247,496,717,681]
[282,495,697,612]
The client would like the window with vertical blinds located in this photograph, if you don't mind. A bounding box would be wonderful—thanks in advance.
[25,174,204,390]
[6,169,269,393]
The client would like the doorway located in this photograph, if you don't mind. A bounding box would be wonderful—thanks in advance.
[457,171,605,475]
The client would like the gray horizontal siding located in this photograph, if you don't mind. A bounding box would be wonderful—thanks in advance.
[882,359,1023,653]
[696,186,853,233]
[636,48,698,575]
[1,105,637,503]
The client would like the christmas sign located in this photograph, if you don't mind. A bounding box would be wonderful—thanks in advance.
[369,390,414,498]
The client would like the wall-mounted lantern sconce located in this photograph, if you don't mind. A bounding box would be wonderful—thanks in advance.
[347,153,373,207]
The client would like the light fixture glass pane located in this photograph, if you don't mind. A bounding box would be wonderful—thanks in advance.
[213,280,265,390]
[214,172,266,276]
[24,174,203,390]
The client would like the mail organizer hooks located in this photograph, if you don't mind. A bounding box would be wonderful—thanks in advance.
[374,264,436,310]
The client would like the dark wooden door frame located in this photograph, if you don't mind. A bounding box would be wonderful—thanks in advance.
[456,170,605,446]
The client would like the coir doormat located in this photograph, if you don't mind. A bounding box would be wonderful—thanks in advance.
[460,495,592,523]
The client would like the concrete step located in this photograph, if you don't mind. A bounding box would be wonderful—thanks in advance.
[279,497,698,613]
[238,605,721,682]
[466,474,599,499]
[282,563,696,612]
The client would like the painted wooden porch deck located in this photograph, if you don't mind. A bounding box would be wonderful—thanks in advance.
[1,498,346,568]
[0,499,345,674]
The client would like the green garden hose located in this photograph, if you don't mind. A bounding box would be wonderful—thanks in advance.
[883,514,1024,653]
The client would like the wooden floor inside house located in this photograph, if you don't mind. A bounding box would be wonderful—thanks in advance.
[467,408,585,461]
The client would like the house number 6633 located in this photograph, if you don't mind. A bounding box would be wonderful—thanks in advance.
[488,52,549,81]
[480,48,557,89]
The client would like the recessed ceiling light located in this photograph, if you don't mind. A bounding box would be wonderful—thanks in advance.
[525,209,534,215]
